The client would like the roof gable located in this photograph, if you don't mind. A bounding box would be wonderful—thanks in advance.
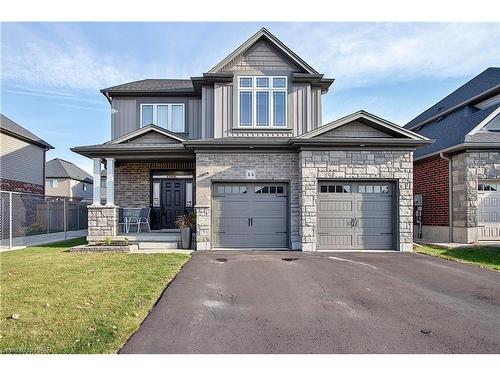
[46,158,93,182]
[0,114,54,149]
[298,111,429,141]
[209,28,318,74]
[223,39,301,73]
[108,125,188,145]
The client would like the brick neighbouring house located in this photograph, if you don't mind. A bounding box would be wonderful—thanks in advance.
[0,114,54,194]
[405,67,500,243]
[72,27,431,251]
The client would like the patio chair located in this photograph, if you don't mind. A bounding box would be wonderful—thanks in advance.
[126,208,142,233]
[138,207,151,233]
[118,208,128,233]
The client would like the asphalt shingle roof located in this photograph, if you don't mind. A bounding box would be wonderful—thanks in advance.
[45,158,93,183]
[0,114,53,149]
[413,103,500,158]
[405,67,500,129]
[101,79,194,94]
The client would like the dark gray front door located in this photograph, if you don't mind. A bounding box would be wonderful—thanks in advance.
[212,182,288,249]
[317,181,395,250]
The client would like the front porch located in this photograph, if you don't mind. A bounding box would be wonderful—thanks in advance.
[86,157,196,247]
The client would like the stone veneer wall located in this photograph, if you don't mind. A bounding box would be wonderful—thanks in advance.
[299,150,414,252]
[195,152,300,250]
[451,151,500,242]
[87,206,118,243]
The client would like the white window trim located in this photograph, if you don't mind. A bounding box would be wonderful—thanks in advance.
[237,76,288,128]
[139,103,186,132]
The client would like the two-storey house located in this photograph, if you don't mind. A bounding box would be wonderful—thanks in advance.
[45,158,93,201]
[1,114,54,194]
[73,28,430,251]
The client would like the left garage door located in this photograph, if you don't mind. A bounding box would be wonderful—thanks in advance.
[212,182,288,249]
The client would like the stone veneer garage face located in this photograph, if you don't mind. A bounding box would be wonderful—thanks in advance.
[195,152,300,250]
[195,150,414,251]
[451,151,500,242]
[299,150,414,252]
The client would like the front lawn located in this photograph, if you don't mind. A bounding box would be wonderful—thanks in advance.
[415,244,500,271]
[0,238,190,353]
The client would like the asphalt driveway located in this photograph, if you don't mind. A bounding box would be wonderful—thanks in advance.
[120,251,500,354]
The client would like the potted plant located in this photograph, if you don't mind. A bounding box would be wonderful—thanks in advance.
[175,212,196,249]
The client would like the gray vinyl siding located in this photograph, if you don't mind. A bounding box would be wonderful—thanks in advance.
[110,96,202,140]
[202,86,214,138]
[321,121,390,138]
[224,39,300,73]
[0,132,45,185]
[214,82,233,138]
[291,84,322,136]
[111,98,137,139]
[311,86,322,131]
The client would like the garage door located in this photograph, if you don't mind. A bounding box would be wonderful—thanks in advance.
[478,180,500,240]
[317,181,395,250]
[213,182,288,248]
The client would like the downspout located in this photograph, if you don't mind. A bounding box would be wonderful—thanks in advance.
[439,152,453,242]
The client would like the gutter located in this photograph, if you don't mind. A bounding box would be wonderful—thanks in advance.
[413,142,500,161]
[440,152,453,242]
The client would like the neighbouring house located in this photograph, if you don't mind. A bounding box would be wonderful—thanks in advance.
[0,114,54,194]
[45,158,93,201]
[72,28,431,251]
[405,67,500,243]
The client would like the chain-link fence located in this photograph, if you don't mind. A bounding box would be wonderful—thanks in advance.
[0,191,89,249]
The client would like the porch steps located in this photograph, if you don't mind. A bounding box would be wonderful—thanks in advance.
[138,241,179,250]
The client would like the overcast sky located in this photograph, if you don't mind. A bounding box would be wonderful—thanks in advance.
[1,22,499,174]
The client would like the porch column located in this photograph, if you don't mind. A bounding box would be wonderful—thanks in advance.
[92,158,101,206]
[106,158,115,206]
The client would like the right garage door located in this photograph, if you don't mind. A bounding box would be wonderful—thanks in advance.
[317,181,395,250]
[478,180,500,240]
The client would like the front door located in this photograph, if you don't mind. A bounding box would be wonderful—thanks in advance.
[161,179,185,229]
[151,177,193,230]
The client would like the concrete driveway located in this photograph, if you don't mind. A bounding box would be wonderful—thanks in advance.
[120,251,500,354]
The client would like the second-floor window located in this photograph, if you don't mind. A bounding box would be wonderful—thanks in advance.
[48,179,58,188]
[238,76,287,128]
[140,103,185,132]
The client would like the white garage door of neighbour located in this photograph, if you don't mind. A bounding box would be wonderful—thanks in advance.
[478,180,500,240]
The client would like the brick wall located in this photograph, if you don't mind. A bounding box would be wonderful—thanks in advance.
[114,160,196,208]
[413,155,449,226]
[115,162,151,207]
[0,178,44,194]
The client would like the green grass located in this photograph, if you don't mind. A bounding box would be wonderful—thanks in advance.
[415,244,500,271]
[0,238,190,353]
